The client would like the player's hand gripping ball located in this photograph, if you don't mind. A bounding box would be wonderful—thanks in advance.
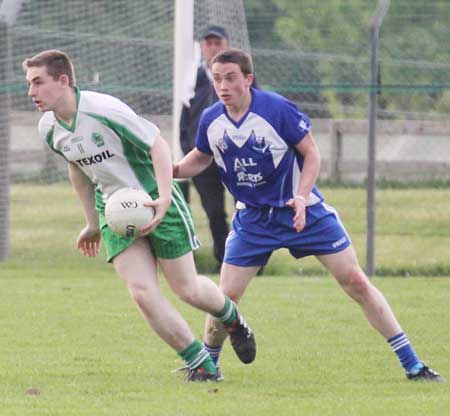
[105,188,155,238]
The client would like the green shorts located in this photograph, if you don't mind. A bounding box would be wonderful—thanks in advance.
[100,189,200,262]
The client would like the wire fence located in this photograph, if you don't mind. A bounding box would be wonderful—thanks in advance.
[1,0,449,272]
[4,1,449,184]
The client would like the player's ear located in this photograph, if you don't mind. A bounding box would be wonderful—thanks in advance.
[59,73,70,87]
[245,73,254,87]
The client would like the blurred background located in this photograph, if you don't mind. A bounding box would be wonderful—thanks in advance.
[5,0,450,182]
[1,0,449,275]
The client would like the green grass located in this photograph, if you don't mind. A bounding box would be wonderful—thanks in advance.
[5,183,450,275]
[0,271,449,415]
[1,183,450,415]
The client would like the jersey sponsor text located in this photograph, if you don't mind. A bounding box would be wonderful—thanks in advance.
[76,149,115,167]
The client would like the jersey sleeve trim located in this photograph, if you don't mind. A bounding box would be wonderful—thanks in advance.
[83,112,151,153]
[44,126,67,159]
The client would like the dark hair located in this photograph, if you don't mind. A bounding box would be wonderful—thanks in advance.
[211,48,253,76]
[22,49,76,87]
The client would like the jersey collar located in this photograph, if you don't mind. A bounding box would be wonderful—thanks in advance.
[55,86,80,132]
[223,87,255,129]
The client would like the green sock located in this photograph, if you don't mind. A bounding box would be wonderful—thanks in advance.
[198,355,216,373]
[213,296,237,326]
[178,340,216,373]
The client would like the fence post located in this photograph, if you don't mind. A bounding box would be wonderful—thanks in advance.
[330,121,343,183]
[366,0,390,276]
[0,19,10,261]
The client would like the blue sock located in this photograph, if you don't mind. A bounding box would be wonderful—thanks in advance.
[388,332,423,374]
[203,343,222,366]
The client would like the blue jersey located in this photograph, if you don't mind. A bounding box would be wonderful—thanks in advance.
[195,87,323,208]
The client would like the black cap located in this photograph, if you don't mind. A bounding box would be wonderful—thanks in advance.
[201,25,229,40]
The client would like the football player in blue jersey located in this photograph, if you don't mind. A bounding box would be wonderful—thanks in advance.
[179,25,231,271]
[173,48,444,382]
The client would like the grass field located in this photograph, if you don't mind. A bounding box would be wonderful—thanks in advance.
[0,183,449,415]
[4,183,450,276]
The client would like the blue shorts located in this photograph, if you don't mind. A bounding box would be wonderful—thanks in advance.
[224,202,351,267]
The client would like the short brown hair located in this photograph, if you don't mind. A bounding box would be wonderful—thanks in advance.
[22,49,76,87]
[211,48,253,76]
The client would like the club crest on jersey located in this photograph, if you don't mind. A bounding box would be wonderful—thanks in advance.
[215,129,275,188]
[91,132,105,147]
[254,136,265,148]
[298,118,310,134]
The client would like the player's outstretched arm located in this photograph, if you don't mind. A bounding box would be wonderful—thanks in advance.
[173,148,213,179]
[293,132,321,198]
[286,132,321,232]
[68,163,101,257]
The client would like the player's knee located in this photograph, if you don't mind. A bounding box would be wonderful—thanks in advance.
[178,291,198,306]
[127,282,151,309]
[340,266,371,302]
[175,284,200,307]
[221,287,242,304]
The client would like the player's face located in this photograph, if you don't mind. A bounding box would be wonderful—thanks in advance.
[212,62,253,109]
[201,36,229,67]
[26,66,67,112]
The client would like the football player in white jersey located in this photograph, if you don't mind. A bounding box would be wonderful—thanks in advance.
[23,49,256,382]
[174,48,443,382]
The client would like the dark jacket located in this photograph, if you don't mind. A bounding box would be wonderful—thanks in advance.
[179,64,218,155]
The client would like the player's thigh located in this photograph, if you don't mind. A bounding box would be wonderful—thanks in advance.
[113,238,158,287]
[158,251,197,289]
[219,262,259,302]
[316,245,360,283]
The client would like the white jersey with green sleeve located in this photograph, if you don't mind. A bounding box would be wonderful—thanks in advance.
[38,87,160,209]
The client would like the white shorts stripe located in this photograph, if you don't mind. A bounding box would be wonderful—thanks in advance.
[171,184,200,250]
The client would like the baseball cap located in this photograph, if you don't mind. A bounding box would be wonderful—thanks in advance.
[201,25,229,40]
